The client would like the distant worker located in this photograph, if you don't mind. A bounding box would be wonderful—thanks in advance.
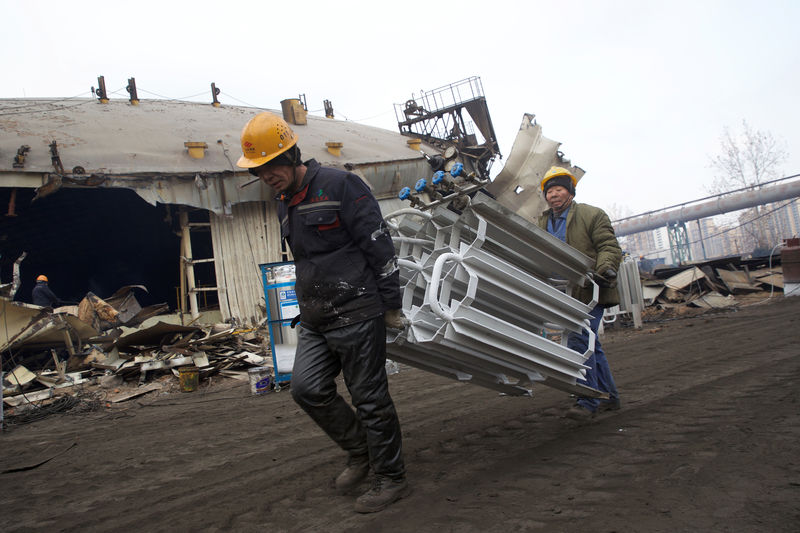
[237,112,410,513]
[32,274,63,307]
[538,166,622,419]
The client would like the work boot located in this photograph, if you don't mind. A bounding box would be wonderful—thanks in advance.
[597,397,621,412]
[335,454,370,493]
[565,405,596,420]
[354,475,412,513]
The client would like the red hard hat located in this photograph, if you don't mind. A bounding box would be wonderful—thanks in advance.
[37,274,48,282]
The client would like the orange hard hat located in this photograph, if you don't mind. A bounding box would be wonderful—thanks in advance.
[37,274,48,282]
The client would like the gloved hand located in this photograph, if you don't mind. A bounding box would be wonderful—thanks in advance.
[594,268,618,289]
[384,308,406,330]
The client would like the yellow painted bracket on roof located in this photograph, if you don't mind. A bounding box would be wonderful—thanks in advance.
[325,142,343,157]
[406,138,421,151]
[184,142,209,159]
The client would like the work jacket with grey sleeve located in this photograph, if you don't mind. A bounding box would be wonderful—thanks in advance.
[278,159,401,332]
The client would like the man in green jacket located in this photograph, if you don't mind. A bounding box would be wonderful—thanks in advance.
[537,166,621,419]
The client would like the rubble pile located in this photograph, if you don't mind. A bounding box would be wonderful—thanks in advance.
[640,256,785,318]
[2,286,273,413]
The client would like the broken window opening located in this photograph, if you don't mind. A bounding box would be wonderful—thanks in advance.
[0,187,182,310]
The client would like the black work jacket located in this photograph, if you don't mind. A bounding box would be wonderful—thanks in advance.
[278,160,400,332]
[32,281,61,307]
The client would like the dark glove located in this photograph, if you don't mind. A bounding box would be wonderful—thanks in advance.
[384,309,406,330]
[594,268,618,289]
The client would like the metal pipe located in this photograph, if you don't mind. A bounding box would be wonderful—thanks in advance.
[614,178,800,237]
[398,258,423,271]
[427,252,460,322]
[392,236,436,246]
[384,207,433,220]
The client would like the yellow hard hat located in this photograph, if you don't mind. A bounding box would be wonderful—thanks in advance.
[37,274,48,282]
[236,112,299,169]
[541,166,577,192]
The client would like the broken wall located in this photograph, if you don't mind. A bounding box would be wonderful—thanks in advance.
[209,201,283,326]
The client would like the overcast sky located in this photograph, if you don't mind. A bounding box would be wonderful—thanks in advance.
[3,0,798,218]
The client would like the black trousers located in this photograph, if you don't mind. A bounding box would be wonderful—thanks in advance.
[290,316,405,479]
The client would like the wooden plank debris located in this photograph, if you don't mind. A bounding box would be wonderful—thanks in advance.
[639,257,789,322]
[690,292,737,309]
[716,268,761,293]
[108,382,163,403]
[664,267,706,290]
[139,356,194,372]
[2,288,274,403]
[641,285,664,305]
[750,267,784,289]
[116,322,201,351]
[8,365,37,387]
[3,388,54,407]
[754,273,784,289]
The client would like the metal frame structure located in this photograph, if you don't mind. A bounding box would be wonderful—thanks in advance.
[394,77,501,178]
[667,221,692,265]
[386,190,606,398]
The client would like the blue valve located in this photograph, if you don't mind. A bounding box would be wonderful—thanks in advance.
[414,178,427,192]
[432,170,446,184]
[450,162,465,177]
[398,186,411,200]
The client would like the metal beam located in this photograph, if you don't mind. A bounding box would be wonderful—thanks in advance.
[614,177,800,237]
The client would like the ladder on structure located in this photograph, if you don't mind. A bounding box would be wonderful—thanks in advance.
[178,207,217,321]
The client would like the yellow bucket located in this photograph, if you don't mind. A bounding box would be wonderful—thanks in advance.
[179,367,199,392]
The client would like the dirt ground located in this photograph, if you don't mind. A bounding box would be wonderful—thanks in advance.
[2,295,800,532]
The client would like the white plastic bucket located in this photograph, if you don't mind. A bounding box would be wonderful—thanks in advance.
[248,367,272,395]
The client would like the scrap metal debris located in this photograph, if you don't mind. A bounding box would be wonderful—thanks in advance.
[638,255,787,320]
[2,285,274,417]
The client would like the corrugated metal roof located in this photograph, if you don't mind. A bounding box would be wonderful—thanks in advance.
[0,98,430,176]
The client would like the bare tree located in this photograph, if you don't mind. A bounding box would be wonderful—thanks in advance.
[606,202,634,222]
[709,120,789,251]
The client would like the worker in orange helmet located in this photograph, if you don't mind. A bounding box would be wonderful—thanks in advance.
[32,274,63,308]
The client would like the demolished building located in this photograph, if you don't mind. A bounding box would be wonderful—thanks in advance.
[1,91,497,327]
[2,78,510,414]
